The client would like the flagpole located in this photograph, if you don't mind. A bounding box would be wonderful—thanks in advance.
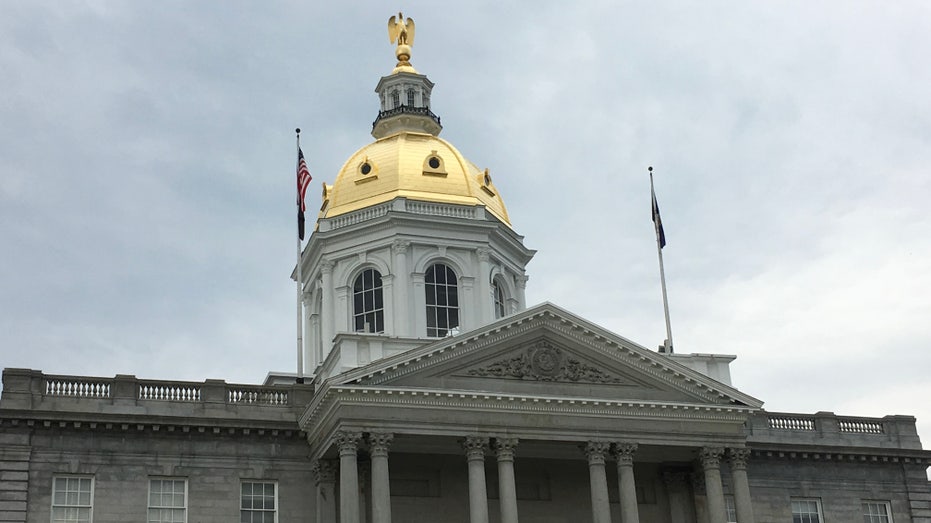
[295,128,305,383]
[650,166,674,354]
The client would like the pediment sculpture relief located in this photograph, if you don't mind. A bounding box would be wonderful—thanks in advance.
[467,341,628,384]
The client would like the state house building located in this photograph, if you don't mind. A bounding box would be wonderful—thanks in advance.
[1,16,929,523]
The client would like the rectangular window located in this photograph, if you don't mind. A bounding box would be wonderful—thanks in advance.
[725,495,737,523]
[792,498,823,523]
[51,476,93,523]
[241,482,277,523]
[863,501,893,523]
[148,479,187,523]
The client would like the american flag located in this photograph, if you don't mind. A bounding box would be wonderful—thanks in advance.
[297,148,312,240]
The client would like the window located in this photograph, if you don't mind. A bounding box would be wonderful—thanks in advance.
[791,498,823,523]
[353,269,384,333]
[391,91,400,109]
[241,482,277,523]
[425,263,459,337]
[51,476,93,523]
[407,88,415,106]
[148,479,186,523]
[725,495,737,523]
[492,279,506,319]
[863,501,892,523]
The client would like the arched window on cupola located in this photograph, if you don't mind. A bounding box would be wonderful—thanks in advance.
[391,90,400,109]
[407,88,415,107]
[492,278,507,319]
[425,263,459,337]
[353,269,384,333]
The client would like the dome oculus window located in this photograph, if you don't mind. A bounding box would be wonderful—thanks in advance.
[425,263,459,337]
[353,269,384,333]
[422,151,447,176]
[355,158,378,184]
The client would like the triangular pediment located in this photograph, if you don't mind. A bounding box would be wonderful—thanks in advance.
[332,303,763,408]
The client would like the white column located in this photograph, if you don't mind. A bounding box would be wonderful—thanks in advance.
[613,442,640,523]
[699,447,726,523]
[728,448,755,523]
[369,433,394,523]
[314,460,337,523]
[391,240,410,336]
[411,272,426,336]
[494,438,519,523]
[302,290,313,374]
[336,431,363,523]
[515,275,529,311]
[321,261,335,358]
[463,436,490,523]
[476,248,492,324]
[584,442,612,523]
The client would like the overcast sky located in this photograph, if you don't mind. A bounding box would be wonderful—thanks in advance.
[2,2,930,448]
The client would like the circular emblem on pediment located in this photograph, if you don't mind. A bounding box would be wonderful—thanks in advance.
[529,343,562,380]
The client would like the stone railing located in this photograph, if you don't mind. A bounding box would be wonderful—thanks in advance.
[405,200,476,220]
[748,411,922,450]
[325,202,392,230]
[0,369,312,423]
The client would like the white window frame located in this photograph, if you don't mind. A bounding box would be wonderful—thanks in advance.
[147,478,187,523]
[425,263,460,337]
[492,278,507,319]
[791,497,823,523]
[241,481,278,523]
[862,500,893,523]
[51,475,94,523]
[725,495,737,523]
[352,268,385,333]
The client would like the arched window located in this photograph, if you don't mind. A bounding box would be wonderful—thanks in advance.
[353,269,384,333]
[407,88,415,107]
[492,279,507,319]
[391,90,400,109]
[425,263,459,337]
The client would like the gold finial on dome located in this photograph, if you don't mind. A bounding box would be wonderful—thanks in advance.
[388,12,417,73]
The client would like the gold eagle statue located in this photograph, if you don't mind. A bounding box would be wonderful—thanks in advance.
[388,12,415,47]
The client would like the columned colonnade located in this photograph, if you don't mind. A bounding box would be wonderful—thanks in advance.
[315,431,756,523]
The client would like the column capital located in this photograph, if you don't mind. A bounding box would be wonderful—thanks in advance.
[699,446,725,470]
[320,260,335,274]
[334,430,363,457]
[583,441,611,466]
[462,436,489,461]
[312,459,336,485]
[727,447,751,470]
[612,442,638,466]
[369,432,394,458]
[516,274,529,289]
[476,247,492,262]
[494,437,519,462]
[392,240,411,254]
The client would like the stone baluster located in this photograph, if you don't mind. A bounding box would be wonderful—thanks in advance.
[728,448,755,523]
[699,447,726,523]
[463,436,490,523]
[335,431,363,523]
[494,438,519,523]
[313,459,337,523]
[584,441,612,523]
[369,432,394,523]
[613,442,640,523]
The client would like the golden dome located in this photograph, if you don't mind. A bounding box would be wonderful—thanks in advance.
[319,131,511,226]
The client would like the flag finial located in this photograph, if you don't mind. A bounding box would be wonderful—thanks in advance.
[295,128,301,135]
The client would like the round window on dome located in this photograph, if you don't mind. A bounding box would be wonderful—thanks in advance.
[360,162,372,175]
[484,173,492,186]
[428,157,441,169]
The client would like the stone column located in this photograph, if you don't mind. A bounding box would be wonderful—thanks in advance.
[321,261,335,357]
[584,442,612,523]
[494,438,519,523]
[663,471,692,523]
[336,431,363,523]
[314,460,337,523]
[728,448,755,523]
[476,248,493,323]
[515,275,529,311]
[699,447,726,523]
[463,436,490,523]
[369,433,394,523]
[391,241,410,336]
[613,442,640,523]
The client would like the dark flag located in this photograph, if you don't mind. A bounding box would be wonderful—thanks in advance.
[297,148,312,240]
[651,181,666,248]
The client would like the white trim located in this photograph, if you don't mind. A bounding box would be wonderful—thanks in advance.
[147,478,187,523]
[50,475,94,523]
[241,481,278,523]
